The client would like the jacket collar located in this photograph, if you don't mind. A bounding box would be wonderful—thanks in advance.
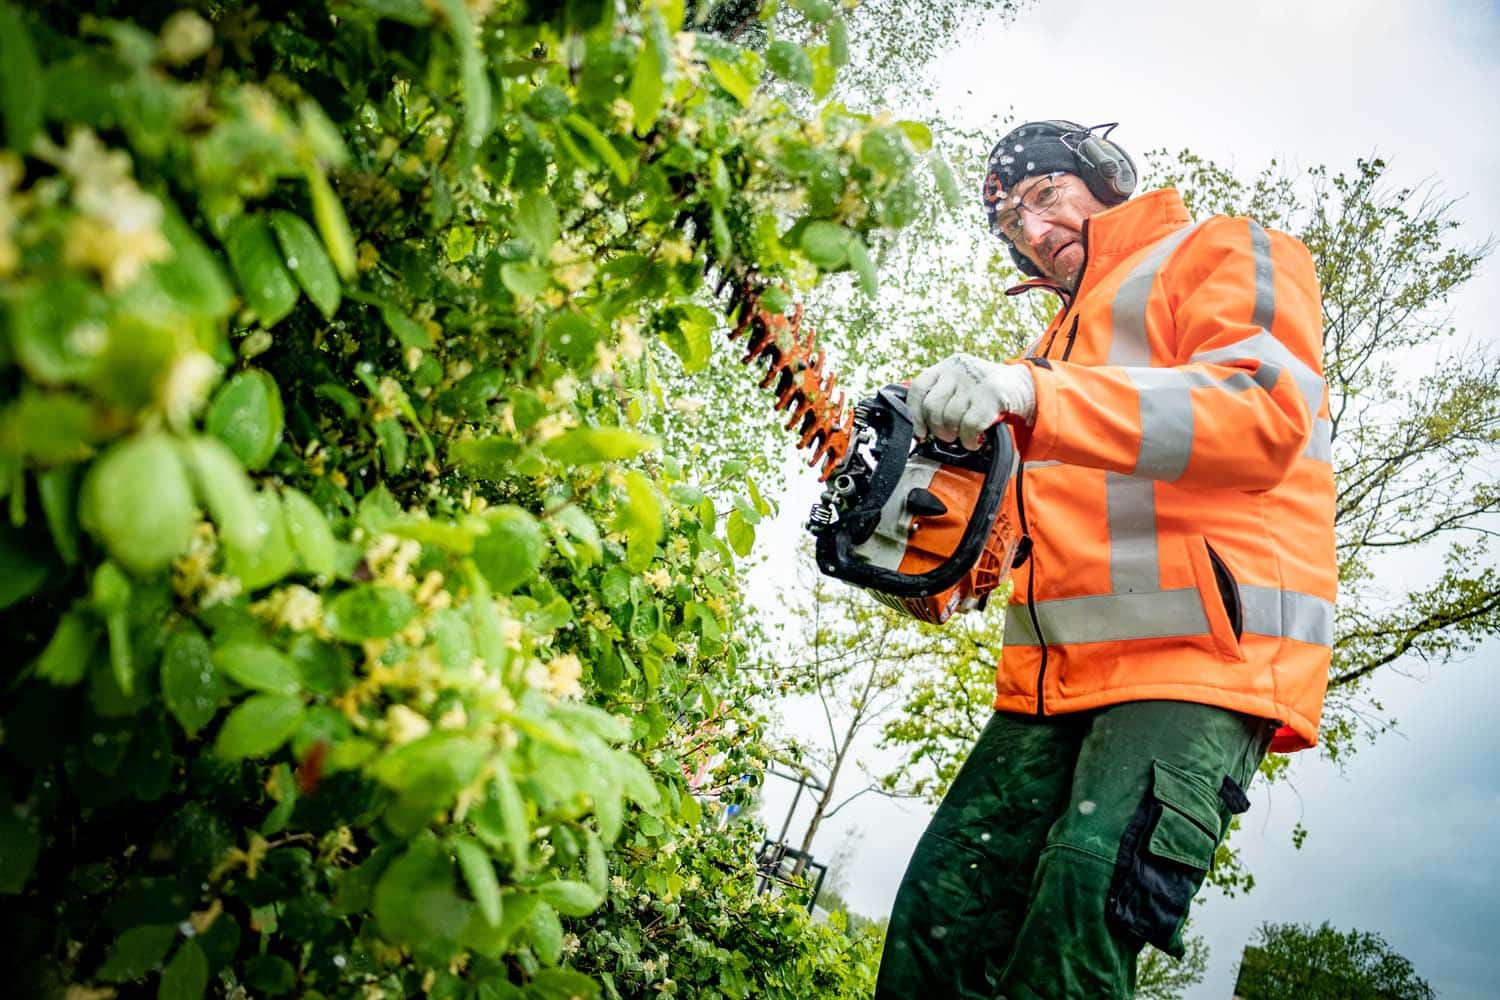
[1004,188,1193,302]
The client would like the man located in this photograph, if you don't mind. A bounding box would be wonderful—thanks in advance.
[874,121,1336,999]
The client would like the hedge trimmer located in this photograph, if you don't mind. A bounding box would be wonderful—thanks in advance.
[725,283,1023,625]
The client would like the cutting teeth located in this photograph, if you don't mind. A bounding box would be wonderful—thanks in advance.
[730,286,854,481]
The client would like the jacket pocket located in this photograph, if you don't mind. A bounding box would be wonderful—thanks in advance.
[1205,542,1244,641]
[1106,760,1223,958]
[1188,537,1245,662]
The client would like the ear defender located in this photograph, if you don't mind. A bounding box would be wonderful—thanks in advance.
[1069,126,1137,204]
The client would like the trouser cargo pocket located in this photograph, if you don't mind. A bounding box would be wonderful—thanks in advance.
[1105,759,1226,957]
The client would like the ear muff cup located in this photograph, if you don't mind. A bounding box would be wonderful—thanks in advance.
[1070,132,1137,204]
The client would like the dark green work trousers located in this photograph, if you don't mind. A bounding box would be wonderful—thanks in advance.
[875,701,1275,1000]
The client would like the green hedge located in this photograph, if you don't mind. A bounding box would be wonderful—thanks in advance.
[0,1,945,996]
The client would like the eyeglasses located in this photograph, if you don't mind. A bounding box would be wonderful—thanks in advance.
[990,172,1066,242]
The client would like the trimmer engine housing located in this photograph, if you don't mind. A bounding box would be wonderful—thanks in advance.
[805,385,1021,624]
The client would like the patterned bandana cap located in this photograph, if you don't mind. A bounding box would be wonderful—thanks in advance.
[980,120,1087,232]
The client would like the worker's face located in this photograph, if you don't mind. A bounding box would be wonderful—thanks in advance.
[998,173,1110,289]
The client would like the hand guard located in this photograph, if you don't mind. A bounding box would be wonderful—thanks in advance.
[907,353,1037,449]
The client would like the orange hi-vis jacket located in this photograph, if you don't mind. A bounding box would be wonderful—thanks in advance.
[999,188,1335,753]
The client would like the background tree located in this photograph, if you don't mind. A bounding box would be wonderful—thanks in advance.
[1233,921,1437,1000]
[1136,924,1210,1000]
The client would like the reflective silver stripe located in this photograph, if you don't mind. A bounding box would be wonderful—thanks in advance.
[1004,586,1333,647]
[1304,417,1332,463]
[1107,474,1158,593]
[1125,367,1193,480]
[1183,369,1259,393]
[1104,223,1204,593]
[1108,222,1206,366]
[1004,589,1209,646]
[1241,586,1334,646]
[1249,220,1276,332]
[1024,460,1062,470]
[852,455,939,571]
[1191,331,1324,418]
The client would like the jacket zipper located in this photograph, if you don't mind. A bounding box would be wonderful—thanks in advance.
[1019,222,1095,709]
[1039,220,1090,361]
[1011,459,1048,715]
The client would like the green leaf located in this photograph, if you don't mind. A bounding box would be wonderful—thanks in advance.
[35,608,98,686]
[453,836,503,926]
[535,879,602,917]
[546,312,601,369]
[550,504,601,566]
[616,470,662,571]
[223,214,300,328]
[161,627,229,736]
[212,642,301,695]
[708,58,755,107]
[860,126,915,178]
[280,487,337,577]
[585,828,608,894]
[0,520,49,610]
[325,585,418,641]
[847,234,878,297]
[828,16,849,65]
[269,211,341,319]
[176,435,263,555]
[156,205,235,320]
[791,0,836,21]
[357,0,434,25]
[930,152,961,210]
[726,508,754,557]
[380,304,433,351]
[1,389,99,465]
[374,834,470,955]
[501,261,548,299]
[307,165,358,280]
[799,220,852,270]
[542,427,657,466]
[158,940,209,1000]
[97,924,176,982]
[244,954,295,996]
[527,969,601,1000]
[627,10,669,134]
[563,114,632,184]
[658,305,713,374]
[472,506,545,594]
[514,192,560,258]
[80,432,197,575]
[898,120,934,153]
[486,764,531,873]
[612,750,661,811]
[767,41,812,87]
[224,489,298,591]
[524,85,570,121]
[375,417,408,474]
[527,901,563,966]
[35,465,80,565]
[205,369,284,470]
[213,693,305,759]
[0,795,41,893]
[438,0,492,151]
[0,5,43,152]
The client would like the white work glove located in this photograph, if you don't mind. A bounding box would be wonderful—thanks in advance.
[907,353,1037,450]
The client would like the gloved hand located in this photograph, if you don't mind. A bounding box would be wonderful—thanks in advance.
[907,353,1037,450]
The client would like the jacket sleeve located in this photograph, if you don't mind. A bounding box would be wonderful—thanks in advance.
[1018,217,1326,492]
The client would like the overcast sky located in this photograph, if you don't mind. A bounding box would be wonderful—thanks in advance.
[750,1,1500,996]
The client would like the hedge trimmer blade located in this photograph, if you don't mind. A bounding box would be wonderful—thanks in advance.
[727,283,855,482]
